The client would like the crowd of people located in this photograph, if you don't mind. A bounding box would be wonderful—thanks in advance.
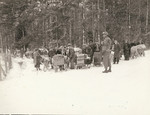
[13,32,146,73]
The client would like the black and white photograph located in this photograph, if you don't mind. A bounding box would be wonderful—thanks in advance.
[0,0,150,115]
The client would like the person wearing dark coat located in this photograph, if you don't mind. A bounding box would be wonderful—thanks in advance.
[82,44,87,54]
[93,42,102,66]
[35,50,42,70]
[82,44,92,65]
[68,43,76,69]
[89,40,95,63]
[48,48,56,69]
[48,48,55,58]
[113,40,121,64]
[102,32,112,73]
[82,44,92,57]
[93,42,102,52]
[123,41,130,60]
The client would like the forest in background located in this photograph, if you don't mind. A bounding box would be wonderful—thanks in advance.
[0,0,150,51]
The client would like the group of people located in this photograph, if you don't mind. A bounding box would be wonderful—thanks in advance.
[14,31,146,73]
[31,31,120,73]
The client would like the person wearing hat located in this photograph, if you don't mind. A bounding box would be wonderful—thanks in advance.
[102,31,112,73]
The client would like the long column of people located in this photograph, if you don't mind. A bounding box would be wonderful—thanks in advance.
[15,32,146,73]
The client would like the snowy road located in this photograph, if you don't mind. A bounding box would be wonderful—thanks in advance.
[0,51,150,115]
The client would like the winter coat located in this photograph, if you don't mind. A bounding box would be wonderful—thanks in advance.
[89,43,96,62]
[123,43,130,60]
[68,47,75,60]
[48,49,56,58]
[82,47,86,54]
[103,50,111,69]
[82,46,92,57]
[67,47,76,69]
[113,43,121,58]
[93,43,102,52]
[89,43,95,52]
[102,37,112,54]
[35,53,41,68]
[102,37,112,69]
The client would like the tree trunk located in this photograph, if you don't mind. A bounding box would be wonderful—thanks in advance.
[103,0,106,31]
[138,0,141,40]
[0,32,2,79]
[146,0,149,34]
[69,20,72,44]
[92,2,94,42]
[128,0,131,42]
[82,4,85,45]
[97,0,100,43]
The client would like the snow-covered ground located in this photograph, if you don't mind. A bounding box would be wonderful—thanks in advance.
[0,51,150,115]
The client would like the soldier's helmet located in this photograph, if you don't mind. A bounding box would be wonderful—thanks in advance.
[102,31,108,36]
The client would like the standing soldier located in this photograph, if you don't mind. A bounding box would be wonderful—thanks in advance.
[102,32,112,73]
[113,40,121,64]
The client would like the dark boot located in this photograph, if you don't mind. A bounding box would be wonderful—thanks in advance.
[107,67,112,72]
[107,69,111,72]
[102,68,108,73]
[113,58,116,64]
[117,58,119,64]
[102,70,108,73]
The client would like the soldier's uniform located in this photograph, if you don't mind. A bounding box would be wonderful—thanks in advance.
[102,32,112,73]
